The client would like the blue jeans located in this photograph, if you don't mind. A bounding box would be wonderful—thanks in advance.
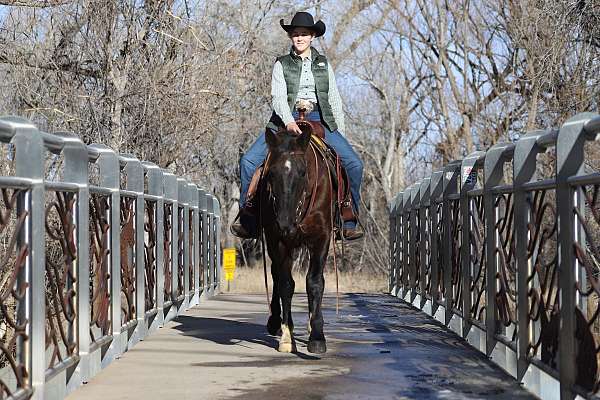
[239,111,363,228]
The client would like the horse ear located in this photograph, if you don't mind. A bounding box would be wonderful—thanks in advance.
[265,128,281,149]
[297,129,311,149]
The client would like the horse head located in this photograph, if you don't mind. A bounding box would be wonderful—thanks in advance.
[264,126,312,238]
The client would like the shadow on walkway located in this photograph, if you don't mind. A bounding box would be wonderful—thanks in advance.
[172,315,276,347]
[171,315,319,360]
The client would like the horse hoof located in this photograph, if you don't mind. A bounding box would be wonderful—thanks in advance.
[278,342,296,353]
[267,317,281,336]
[278,325,295,352]
[307,340,327,354]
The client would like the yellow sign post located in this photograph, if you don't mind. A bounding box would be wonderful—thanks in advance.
[223,248,236,291]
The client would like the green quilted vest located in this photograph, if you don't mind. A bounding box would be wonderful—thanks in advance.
[267,47,338,132]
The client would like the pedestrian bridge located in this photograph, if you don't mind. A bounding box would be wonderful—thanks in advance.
[1,113,600,400]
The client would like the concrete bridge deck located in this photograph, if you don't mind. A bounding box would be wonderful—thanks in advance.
[67,293,535,400]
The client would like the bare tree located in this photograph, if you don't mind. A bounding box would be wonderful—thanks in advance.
[0,0,597,275]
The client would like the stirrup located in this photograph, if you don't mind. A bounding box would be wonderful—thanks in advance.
[230,207,258,239]
[230,222,256,239]
[335,227,364,241]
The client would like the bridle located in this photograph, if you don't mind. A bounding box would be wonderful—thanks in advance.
[262,145,320,233]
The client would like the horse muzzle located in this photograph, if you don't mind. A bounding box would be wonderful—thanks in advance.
[277,222,299,238]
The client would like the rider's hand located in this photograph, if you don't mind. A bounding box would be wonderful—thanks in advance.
[286,121,302,135]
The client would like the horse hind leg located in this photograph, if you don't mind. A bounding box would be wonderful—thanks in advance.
[265,236,282,336]
[306,273,326,354]
[267,270,282,336]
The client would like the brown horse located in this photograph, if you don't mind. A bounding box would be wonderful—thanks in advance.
[260,124,335,354]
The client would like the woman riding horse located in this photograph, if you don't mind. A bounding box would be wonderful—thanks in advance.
[231,11,364,241]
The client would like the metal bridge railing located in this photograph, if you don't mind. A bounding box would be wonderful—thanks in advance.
[389,112,600,400]
[0,117,222,400]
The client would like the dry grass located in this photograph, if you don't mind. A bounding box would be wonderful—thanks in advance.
[222,267,388,294]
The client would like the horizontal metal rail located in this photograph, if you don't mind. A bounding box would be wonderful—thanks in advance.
[389,113,600,400]
[0,116,222,400]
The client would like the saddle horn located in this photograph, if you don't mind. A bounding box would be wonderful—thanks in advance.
[295,100,314,121]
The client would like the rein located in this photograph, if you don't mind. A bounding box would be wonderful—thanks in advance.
[324,151,341,315]
[297,144,319,233]
[259,154,272,315]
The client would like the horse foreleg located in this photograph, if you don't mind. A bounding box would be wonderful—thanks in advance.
[278,254,296,353]
[266,238,296,352]
[265,233,283,335]
[306,238,329,354]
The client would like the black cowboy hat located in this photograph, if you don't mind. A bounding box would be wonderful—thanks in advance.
[280,12,326,37]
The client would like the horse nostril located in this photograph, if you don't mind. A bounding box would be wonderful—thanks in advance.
[278,225,295,237]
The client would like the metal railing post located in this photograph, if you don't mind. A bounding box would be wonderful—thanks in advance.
[213,196,221,293]
[58,133,90,385]
[555,113,598,399]
[206,193,214,295]
[2,118,45,399]
[389,195,399,294]
[405,186,412,294]
[143,162,164,329]
[189,183,200,305]
[483,143,514,356]
[394,192,403,294]
[89,144,122,363]
[512,129,550,386]
[408,184,420,300]
[198,189,208,296]
[460,152,485,337]
[177,178,190,309]
[402,184,411,299]
[120,155,145,344]
[163,173,178,320]
[430,171,444,311]
[419,178,431,308]
[442,161,461,325]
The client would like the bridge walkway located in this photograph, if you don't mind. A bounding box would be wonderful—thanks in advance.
[66,293,535,400]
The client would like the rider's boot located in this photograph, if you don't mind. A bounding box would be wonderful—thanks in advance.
[230,205,258,239]
[337,197,363,241]
[336,222,364,241]
[341,225,364,240]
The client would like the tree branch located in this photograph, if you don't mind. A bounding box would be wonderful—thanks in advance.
[0,0,71,7]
